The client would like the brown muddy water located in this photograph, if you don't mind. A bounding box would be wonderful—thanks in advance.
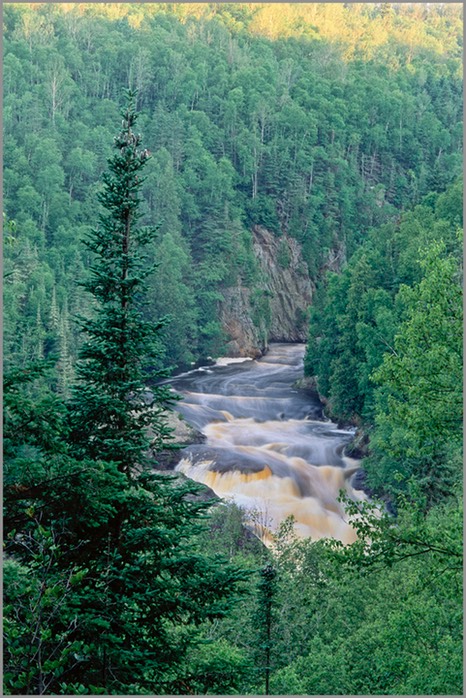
[168,343,366,545]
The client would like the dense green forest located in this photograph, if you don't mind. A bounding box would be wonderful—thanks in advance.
[3,3,463,695]
[4,2,463,374]
[305,179,463,496]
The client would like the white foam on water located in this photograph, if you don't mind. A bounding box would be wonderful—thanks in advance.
[172,344,366,546]
[215,356,254,367]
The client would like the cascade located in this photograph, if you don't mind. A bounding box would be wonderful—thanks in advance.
[169,344,365,545]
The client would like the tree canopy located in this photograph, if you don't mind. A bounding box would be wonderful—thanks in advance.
[3,4,463,695]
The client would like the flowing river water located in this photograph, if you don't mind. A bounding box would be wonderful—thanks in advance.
[169,343,366,545]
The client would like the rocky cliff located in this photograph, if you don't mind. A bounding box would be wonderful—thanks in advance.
[219,226,314,357]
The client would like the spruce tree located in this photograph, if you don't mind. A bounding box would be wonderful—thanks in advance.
[68,89,173,474]
[57,91,249,693]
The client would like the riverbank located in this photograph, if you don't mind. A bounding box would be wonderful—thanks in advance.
[150,410,205,471]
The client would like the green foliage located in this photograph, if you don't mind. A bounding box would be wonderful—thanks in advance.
[3,543,88,696]
[146,231,198,370]
[3,2,462,372]
[67,91,175,471]
[306,181,463,429]
[202,501,265,563]
[367,240,463,503]
[301,179,462,695]
[264,500,462,695]
[3,5,463,694]
[174,639,251,695]
[254,564,278,694]
[3,97,251,696]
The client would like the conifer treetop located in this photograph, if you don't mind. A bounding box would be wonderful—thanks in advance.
[69,89,173,475]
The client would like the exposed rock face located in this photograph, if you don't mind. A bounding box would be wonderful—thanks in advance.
[219,225,314,357]
[252,225,313,340]
[218,284,265,358]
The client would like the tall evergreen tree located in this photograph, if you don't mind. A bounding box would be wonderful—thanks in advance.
[4,92,250,695]
[68,89,173,473]
[62,91,249,692]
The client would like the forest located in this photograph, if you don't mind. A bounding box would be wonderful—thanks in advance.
[3,2,463,695]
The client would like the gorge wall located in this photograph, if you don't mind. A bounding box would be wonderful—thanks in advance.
[219,226,314,357]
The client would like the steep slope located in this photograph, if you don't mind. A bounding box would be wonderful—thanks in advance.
[219,226,313,356]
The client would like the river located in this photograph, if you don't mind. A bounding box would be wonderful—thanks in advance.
[169,343,365,545]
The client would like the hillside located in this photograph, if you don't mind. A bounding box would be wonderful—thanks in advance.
[4,2,463,377]
[3,4,463,695]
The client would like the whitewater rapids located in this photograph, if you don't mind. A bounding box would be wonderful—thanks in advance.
[169,344,365,545]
